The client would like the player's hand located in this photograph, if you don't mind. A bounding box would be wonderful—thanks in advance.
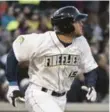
[6,85,25,107]
[81,86,97,102]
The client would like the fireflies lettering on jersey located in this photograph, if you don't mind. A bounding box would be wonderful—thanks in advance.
[45,54,80,67]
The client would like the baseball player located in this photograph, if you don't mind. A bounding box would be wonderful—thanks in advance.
[6,6,98,112]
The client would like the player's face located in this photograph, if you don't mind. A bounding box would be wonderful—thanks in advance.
[73,21,84,36]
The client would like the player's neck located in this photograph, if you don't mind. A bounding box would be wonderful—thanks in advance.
[57,33,74,43]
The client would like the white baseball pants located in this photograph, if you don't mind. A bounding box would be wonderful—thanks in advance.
[25,84,66,112]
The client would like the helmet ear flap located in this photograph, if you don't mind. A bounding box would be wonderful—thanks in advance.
[54,22,75,34]
[53,18,75,34]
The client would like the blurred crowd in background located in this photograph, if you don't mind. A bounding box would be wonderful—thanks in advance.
[0,1,109,103]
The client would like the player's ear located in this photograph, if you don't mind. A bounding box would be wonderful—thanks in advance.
[72,23,75,32]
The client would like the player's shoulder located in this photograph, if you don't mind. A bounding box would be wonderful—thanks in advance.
[16,33,40,40]
[40,31,55,38]
[74,35,90,50]
[14,33,38,43]
[76,35,87,42]
[14,31,48,42]
[75,35,89,45]
[13,31,55,46]
[36,31,56,41]
[19,31,54,39]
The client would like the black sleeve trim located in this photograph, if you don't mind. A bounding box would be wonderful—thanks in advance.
[84,67,98,87]
[5,48,18,82]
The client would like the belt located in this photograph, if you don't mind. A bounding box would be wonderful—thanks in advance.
[41,87,65,97]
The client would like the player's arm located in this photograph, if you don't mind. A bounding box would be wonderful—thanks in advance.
[5,48,18,83]
[80,36,98,102]
[6,47,29,89]
[5,48,28,106]
[6,34,33,83]
[16,61,29,95]
[84,68,98,87]
[5,48,21,106]
[81,68,98,102]
[11,33,39,88]
[11,33,39,85]
[6,33,40,106]
[5,34,37,106]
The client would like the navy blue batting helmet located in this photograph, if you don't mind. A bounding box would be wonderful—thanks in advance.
[51,6,88,34]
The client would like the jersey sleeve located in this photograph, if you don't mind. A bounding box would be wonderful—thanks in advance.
[80,37,98,73]
[12,33,38,62]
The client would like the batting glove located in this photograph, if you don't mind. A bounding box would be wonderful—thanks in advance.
[6,84,25,107]
[81,86,97,102]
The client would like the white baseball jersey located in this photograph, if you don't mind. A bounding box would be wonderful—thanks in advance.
[13,31,98,93]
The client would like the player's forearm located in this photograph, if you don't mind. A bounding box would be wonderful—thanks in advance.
[84,67,98,87]
[5,48,18,82]
[16,64,29,87]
